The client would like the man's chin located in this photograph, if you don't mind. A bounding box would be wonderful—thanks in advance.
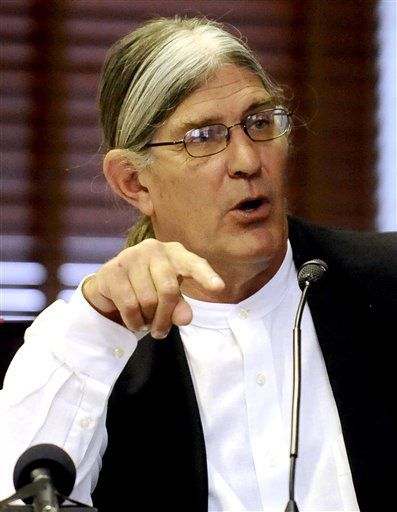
[222,227,287,264]
[210,242,278,269]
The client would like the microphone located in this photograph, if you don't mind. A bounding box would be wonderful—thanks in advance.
[13,444,76,512]
[297,259,329,291]
[285,259,328,512]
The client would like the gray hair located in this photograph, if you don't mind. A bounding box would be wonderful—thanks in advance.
[98,16,285,246]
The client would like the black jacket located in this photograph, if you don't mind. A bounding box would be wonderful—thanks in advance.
[92,217,396,511]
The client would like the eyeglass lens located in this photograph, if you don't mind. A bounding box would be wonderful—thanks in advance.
[184,109,289,157]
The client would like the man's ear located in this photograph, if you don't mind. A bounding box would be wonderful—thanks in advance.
[103,149,153,216]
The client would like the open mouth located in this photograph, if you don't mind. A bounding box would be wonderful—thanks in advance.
[234,197,265,212]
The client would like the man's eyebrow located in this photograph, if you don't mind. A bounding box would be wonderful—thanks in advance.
[243,97,277,115]
[175,116,222,136]
[173,96,276,136]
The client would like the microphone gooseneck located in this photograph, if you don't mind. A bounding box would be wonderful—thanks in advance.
[285,259,328,512]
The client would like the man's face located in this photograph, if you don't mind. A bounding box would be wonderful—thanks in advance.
[140,65,289,274]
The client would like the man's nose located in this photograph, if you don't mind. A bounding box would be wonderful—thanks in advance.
[226,125,261,178]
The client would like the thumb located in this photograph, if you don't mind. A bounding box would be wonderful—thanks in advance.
[171,296,193,326]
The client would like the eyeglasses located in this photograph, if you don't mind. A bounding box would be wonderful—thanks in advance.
[145,107,292,158]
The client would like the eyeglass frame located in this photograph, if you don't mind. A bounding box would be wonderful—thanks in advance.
[144,107,292,158]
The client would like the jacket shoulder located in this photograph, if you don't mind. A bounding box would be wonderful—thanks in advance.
[288,216,397,308]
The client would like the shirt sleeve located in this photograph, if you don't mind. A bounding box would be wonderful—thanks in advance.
[0,282,141,504]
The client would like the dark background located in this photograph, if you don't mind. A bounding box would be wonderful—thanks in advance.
[1,0,383,310]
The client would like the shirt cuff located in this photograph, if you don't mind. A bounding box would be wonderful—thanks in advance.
[47,279,140,386]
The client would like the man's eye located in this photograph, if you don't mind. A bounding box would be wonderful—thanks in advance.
[254,119,270,129]
[189,128,211,144]
[197,134,210,143]
[250,115,272,130]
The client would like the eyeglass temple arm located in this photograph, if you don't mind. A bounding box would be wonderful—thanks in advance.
[146,140,184,148]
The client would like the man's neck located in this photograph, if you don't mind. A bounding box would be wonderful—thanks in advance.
[180,246,287,304]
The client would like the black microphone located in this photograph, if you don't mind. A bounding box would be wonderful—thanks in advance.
[285,259,328,512]
[13,444,76,512]
[297,259,329,291]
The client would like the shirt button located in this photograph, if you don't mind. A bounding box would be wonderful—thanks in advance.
[237,307,249,319]
[80,416,91,429]
[256,373,266,386]
[112,347,124,358]
[267,453,279,467]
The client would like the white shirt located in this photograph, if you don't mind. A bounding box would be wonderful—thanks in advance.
[0,242,359,511]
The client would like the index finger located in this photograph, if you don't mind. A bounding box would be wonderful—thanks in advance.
[166,244,225,291]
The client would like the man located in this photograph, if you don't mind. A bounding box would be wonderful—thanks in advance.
[0,16,395,512]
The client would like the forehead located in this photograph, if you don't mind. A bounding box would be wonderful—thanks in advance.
[165,65,272,132]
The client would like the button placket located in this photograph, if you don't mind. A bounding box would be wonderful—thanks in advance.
[236,318,289,506]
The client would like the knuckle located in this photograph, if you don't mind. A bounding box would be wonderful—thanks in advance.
[158,280,179,297]
[167,241,185,251]
[197,252,210,264]
[120,240,157,263]
[139,293,158,310]
[141,237,156,246]
[188,256,206,274]
[115,247,132,260]
[122,300,140,316]
[159,284,180,302]
[140,238,160,251]
[195,255,207,265]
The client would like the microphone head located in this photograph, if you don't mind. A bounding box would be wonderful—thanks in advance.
[297,259,329,290]
[13,444,76,503]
